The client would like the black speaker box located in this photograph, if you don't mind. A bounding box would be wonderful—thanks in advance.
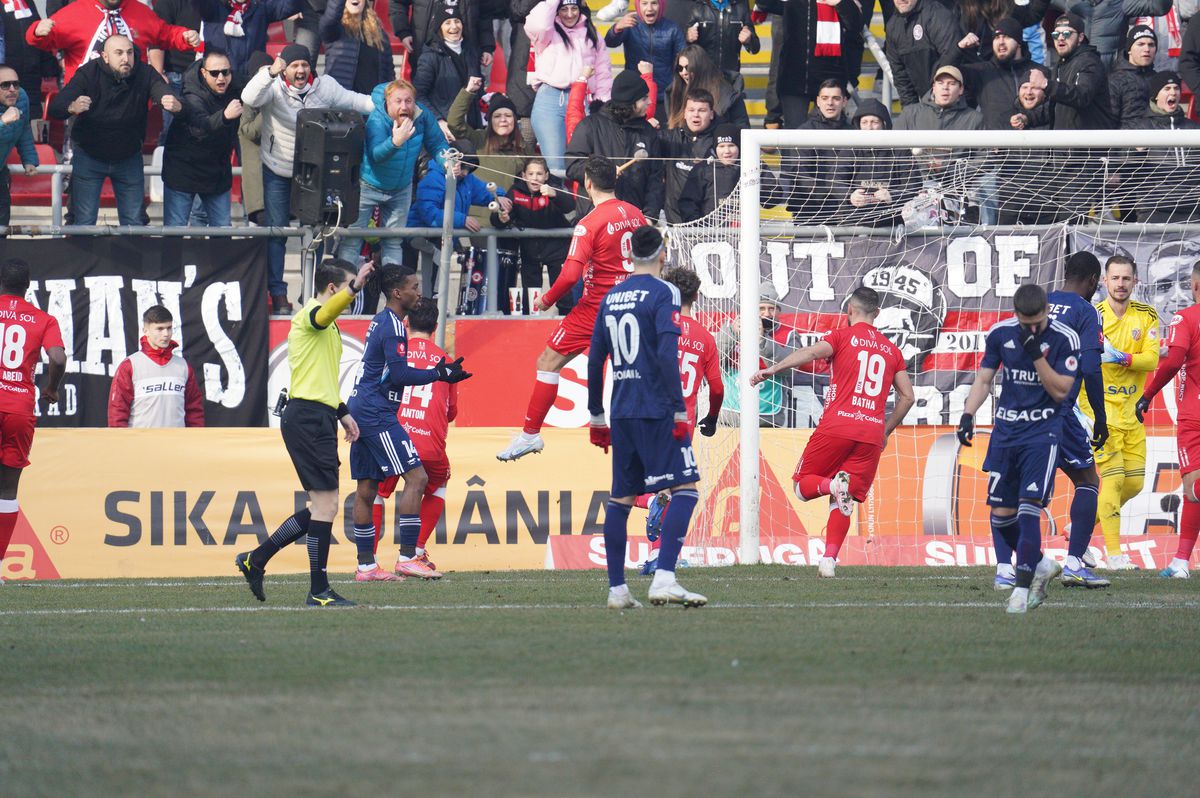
[290,109,365,225]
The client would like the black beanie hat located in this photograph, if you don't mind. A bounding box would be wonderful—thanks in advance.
[486,92,518,122]
[611,69,650,105]
[1149,70,1181,99]
[630,225,664,261]
[279,43,311,67]
[992,17,1023,42]
[1125,24,1157,54]
[713,123,740,146]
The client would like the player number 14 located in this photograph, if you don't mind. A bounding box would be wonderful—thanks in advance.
[854,351,886,397]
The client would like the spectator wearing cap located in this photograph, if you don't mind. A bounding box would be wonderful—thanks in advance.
[1109,24,1159,128]
[564,68,663,219]
[1126,70,1196,128]
[407,138,510,232]
[1048,0,1171,68]
[320,0,395,95]
[945,17,1035,130]
[784,77,854,224]
[0,63,37,234]
[414,2,483,143]
[660,86,717,224]
[338,78,451,268]
[525,0,612,177]
[48,35,183,227]
[1120,71,1199,222]
[1022,13,1113,129]
[677,122,740,222]
[752,0,863,129]
[843,98,916,227]
[241,43,374,314]
[895,64,983,130]
[390,0,494,66]
[715,281,795,428]
[603,0,685,121]
[448,79,532,231]
[884,0,965,110]
[202,1,305,78]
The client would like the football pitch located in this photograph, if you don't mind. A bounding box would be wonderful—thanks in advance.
[1,566,1197,797]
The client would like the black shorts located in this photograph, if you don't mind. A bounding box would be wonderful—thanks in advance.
[281,398,340,491]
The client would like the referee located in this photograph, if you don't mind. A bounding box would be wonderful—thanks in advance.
[236,258,373,607]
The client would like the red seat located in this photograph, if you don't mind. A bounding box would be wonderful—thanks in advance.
[267,21,288,43]
[8,145,57,206]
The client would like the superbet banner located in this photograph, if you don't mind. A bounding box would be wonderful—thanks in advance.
[0,237,269,427]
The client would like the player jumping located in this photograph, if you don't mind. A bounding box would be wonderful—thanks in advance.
[751,286,914,579]
[1135,259,1200,579]
[0,259,66,584]
[587,226,707,609]
[372,297,457,572]
[497,156,647,462]
[348,266,470,582]
[958,284,1076,613]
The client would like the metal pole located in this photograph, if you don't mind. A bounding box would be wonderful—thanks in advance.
[435,159,458,349]
[738,132,763,565]
[299,228,317,304]
[484,235,500,313]
[51,171,62,227]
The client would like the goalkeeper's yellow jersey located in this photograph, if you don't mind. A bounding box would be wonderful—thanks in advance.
[1077,298,1160,430]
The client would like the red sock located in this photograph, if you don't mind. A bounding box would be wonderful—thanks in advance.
[523,371,560,434]
[824,507,851,560]
[0,502,19,561]
[1178,500,1200,561]
[795,476,832,501]
[418,493,445,549]
[634,494,653,509]
[372,499,384,554]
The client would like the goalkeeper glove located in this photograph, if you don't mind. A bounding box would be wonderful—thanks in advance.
[698,413,719,437]
[672,411,690,441]
[1135,396,1151,424]
[433,356,472,383]
[1102,339,1133,367]
[589,414,611,453]
[956,413,975,447]
[1019,328,1044,362]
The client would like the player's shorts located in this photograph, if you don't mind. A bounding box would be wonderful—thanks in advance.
[1056,411,1095,471]
[794,428,882,502]
[280,399,340,492]
[547,300,599,356]
[0,412,36,469]
[1177,423,1200,475]
[350,423,424,482]
[610,417,700,499]
[1094,424,1146,470]
[983,441,1058,508]
[377,457,450,499]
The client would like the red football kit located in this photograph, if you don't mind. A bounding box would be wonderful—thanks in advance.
[379,337,457,497]
[677,315,723,430]
[795,322,905,501]
[0,295,64,468]
[543,198,646,355]
[1145,304,1200,472]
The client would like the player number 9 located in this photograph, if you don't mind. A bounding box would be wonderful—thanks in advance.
[619,231,635,273]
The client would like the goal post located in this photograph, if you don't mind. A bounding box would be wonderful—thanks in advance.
[692,127,1200,566]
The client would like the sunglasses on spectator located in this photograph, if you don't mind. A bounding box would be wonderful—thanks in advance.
[0,81,19,90]
[1049,30,1076,40]
[676,64,690,73]
[204,68,232,77]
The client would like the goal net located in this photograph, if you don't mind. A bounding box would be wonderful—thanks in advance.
[668,127,1200,569]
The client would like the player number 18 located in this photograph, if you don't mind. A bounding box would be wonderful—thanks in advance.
[853,351,886,397]
[0,323,27,369]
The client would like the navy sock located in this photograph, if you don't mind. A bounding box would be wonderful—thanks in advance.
[1068,484,1099,558]
[657,489,698,573]
[354,523,376,565]
[397,514,420,558]
[306,519,333,594]
[1015,503,1042,589]
[603,501,632,588]
[250,509,311,569]
[990,512,1017,566]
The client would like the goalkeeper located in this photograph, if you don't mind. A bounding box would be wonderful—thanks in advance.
[1079,255,1160,570]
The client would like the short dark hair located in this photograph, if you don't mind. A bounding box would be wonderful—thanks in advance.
[848,285,880,314]
[0,258,30,295]
[583,155,617,191]
[314,258,353,294]
[407,296,439,333]
[143,305,173,325]
[817,78,846,97]
[1013,283,1047,316]
[630,225,664,262]
[521,156,549,174]
[1064,251,1101,282]
[380,263,418,297]
[1105,254,1137,276]
[202,49,230,68]
[684,88,715,110]
[662,267,701,306]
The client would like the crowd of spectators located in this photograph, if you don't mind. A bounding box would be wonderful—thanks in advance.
[0,0,1199,313]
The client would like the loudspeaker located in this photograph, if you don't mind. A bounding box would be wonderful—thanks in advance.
[290,109,365,226]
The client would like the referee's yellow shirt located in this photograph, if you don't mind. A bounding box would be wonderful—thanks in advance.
[1078,299,1160,430]
[288,298,343,409]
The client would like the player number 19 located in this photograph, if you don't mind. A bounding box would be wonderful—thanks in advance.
[853,351,886,398]
[0,323,27,369]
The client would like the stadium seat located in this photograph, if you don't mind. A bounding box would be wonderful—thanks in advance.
[230,151,242,206]
[7,145,57,206]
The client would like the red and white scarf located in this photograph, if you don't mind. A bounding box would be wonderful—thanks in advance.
[3,1,33,20]
[815,2,841,57]
[1135,10,1181,58]
[225,1,250,38]
[85,5,132,63]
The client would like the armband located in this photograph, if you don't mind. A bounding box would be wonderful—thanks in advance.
[337,403,350,420]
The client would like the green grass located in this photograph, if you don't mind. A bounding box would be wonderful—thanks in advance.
[2,566,1198,797]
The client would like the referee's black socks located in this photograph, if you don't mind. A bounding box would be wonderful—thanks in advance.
[307,519,333,594]
[249,509,312,570]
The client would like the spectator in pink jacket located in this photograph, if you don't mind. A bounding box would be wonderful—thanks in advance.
[524,0,612,176]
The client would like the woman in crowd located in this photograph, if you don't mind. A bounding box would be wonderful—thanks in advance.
[414,4,484,143]
[666,44,749,129]
[320,0,394,94]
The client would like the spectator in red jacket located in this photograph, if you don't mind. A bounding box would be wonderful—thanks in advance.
[108,305,205,428]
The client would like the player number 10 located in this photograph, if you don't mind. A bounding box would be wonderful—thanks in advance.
[605,312,641,367]
[853,351,886,398]
[0,323,27,369]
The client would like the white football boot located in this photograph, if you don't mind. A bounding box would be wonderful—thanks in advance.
[496,432,545,462]
[817,556,837,578]
[1006,587,1030,614]
[1106,553,1139,570]
[647,578,707,608]
[830,471,853,517]
[1027,555,1062,610]
[607,584,643,609]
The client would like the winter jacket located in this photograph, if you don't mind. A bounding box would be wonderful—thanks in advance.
[660,122,717,223]
[603,1,686,102]
[666,71,751,129]
[677,158,738,222]
[203,0,304,77]
[27,0,196,82]
[524,0,613,100]
[362,82,449,192]
[784,108,854,222]
[2,1,60,113]
[108,338,205,428]
[1108,57,1156,128]
[840,98,914,226]
[413,38,481,124]
[755,0,862,100]
[564,105,664,218]
[1045,42,1115,129]
[895,91,985,131]
[0,89,38,168]
[1120,104,1200,221]
[389,0,493,62]
[952,0,1048,62]
[949,51,1033,130]
[163,60,243,194]
[686,0,759,74]
[885,0,964,107]
[1050,0,1172,59]
[153,0,223,74]
[406,166,503,228]
[241,65,374,178]
[447,88,531,225]
[1181,14,1200,93]
[49,56,179,162]
[320,0,395,94]
[490,176,574,264]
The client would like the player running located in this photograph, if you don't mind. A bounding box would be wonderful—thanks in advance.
[1078,255,1159,570]
[372,297,457,572]
[1135,260,1200,580]
[751,286,914,579]
[0,259,66,584]
[958,284,1076,613]
[636,266,723,574]
[348,266,470,582]
[497,156,647,462]
[587,226,707,609]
